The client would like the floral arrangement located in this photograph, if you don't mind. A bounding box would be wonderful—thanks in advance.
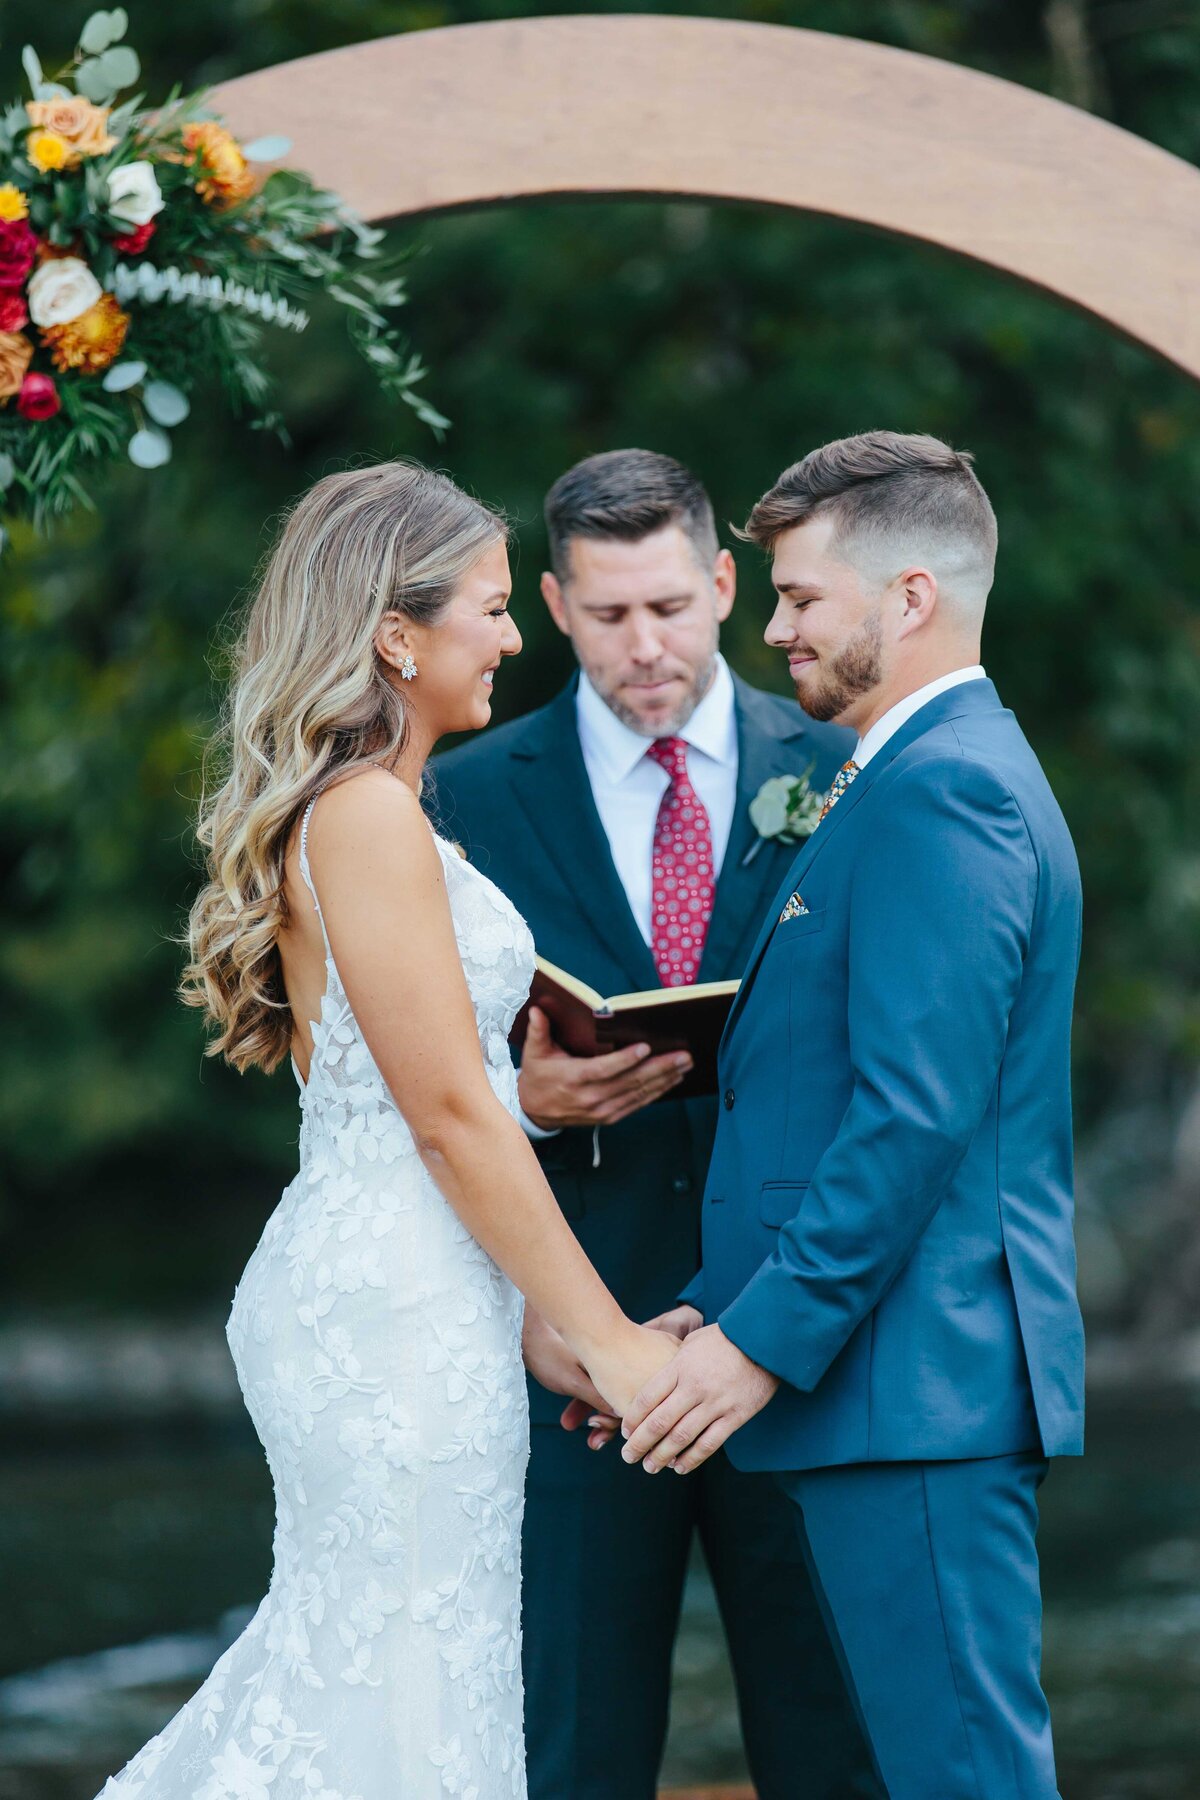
[745,765,825,862]
[0,12,443,541]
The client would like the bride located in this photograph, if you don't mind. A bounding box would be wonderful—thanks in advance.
[98,461,677,1800]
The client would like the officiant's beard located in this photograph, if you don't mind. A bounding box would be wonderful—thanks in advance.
[795,608,883,723]
[599,649,719,738]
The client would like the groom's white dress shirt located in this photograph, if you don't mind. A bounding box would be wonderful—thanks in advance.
[575,653,739,943]
[519,654,740,1141]
[853,666,986,767]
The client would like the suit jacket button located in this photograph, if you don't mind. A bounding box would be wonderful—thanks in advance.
[723,1088,735,1110]
[672,1174,692,1194]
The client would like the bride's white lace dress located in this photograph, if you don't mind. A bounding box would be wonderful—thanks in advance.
[99,803,536,1800]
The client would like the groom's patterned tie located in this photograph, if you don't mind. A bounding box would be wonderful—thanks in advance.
[647,736,715,987]
[817,758,861,824]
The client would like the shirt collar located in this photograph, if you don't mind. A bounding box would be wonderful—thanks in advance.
[575,653,738,784]
[854,666,987,768]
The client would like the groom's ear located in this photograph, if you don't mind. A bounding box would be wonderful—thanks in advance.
[894,566,938,639]
[540,570,572,638]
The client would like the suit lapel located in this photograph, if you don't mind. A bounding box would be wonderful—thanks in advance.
[507,681,661,992]
[699,677,819,983]
[720,679,1005,1049]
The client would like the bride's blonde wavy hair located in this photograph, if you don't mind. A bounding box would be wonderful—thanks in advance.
[182,460,506,1074]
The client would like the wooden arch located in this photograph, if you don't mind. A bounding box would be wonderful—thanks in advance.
[213,14,1200,380]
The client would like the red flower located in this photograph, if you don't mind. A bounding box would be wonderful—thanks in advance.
[112,220,156,256]
[0,293,27,332]
[17,370,60,420]
[0,218,38,290]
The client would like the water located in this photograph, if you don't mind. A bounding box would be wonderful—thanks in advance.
[2,1394,1198,1798]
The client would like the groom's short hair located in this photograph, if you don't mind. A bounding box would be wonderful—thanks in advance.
[742,431,998,613]
[545,449,719,582]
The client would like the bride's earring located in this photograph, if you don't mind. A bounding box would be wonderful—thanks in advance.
[399,653,418,682]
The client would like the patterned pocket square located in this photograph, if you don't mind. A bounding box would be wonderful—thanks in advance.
[779,890,810,922]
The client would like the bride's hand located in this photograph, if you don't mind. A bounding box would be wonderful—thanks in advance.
[585,1322,680,1419]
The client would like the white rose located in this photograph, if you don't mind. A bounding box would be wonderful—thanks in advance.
[106,161,165,228]
[27,257,103,328]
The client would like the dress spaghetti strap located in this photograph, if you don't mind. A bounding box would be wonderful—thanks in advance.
[297,794,332,957]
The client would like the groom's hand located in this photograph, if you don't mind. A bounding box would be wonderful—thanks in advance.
[620,1324,779,1475]
[560,1305,704,1447]
[518,1006,693,1128]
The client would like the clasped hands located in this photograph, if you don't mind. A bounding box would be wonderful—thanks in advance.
[523,1303,779,1478]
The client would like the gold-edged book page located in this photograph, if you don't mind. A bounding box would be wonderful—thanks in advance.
[534,956,739,1013]
[604,978,740,1012]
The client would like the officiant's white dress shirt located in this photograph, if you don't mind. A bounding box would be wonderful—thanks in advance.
[853,666,986,767]
[575,652,739,943]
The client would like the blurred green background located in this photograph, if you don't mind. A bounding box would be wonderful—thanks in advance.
[1,3,1199,1794]
[1,0,1197,1325]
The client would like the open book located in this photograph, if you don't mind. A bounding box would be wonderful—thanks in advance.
[509,957,740,1103]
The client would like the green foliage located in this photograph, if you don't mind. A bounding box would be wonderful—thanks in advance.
[0,1,1196,1308]
[0,17,440,531]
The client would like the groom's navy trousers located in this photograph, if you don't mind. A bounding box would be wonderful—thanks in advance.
[434,675,880,1799]
[692,681,1085,1798]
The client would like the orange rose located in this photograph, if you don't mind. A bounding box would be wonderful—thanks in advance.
[182,121,256,210]
[26,97,117,167]
[0,330,34,399]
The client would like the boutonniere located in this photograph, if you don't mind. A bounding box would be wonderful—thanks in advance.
[742,764,825,865]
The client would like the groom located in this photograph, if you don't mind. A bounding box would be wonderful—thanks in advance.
[621,431,1086,1798]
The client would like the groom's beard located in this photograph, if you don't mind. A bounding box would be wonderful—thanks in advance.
[794,609,883,723]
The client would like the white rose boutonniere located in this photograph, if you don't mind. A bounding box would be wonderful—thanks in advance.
[743,765,825,864]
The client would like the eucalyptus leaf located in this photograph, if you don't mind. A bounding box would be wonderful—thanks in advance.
[97,46,140,91]
[128,428,171,469]
[143,380,190,427]
[109,8,129,40]
[107,95,144,135]
[242,135,292,162]
[101,360,146,393]
[0,453,14,491]
[21,45,46,99]
[79,12,116,55]
[75,59,116,104]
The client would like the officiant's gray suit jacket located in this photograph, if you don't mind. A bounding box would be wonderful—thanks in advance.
[431,674,880,1800]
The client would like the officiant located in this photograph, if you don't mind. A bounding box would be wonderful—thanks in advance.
[433,451,877,1800]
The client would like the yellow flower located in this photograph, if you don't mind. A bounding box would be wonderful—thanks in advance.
[0,329,34,399]
[26,97,117,166]
[27,130,69,174]
[41,291,130,374]
[182,121,256,211]
[0,184,29,223]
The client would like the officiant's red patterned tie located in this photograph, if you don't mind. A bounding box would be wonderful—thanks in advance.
[647,736,715,987]
[817,758,861,824]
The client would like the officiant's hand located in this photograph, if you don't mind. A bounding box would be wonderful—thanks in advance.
[560,1305,703,1447]
[518,1006,692,1128]
[619,1324,779,1475]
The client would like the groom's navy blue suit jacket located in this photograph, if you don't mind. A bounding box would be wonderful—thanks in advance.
[697,680,1086,1472]
[431,672,852,1422]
